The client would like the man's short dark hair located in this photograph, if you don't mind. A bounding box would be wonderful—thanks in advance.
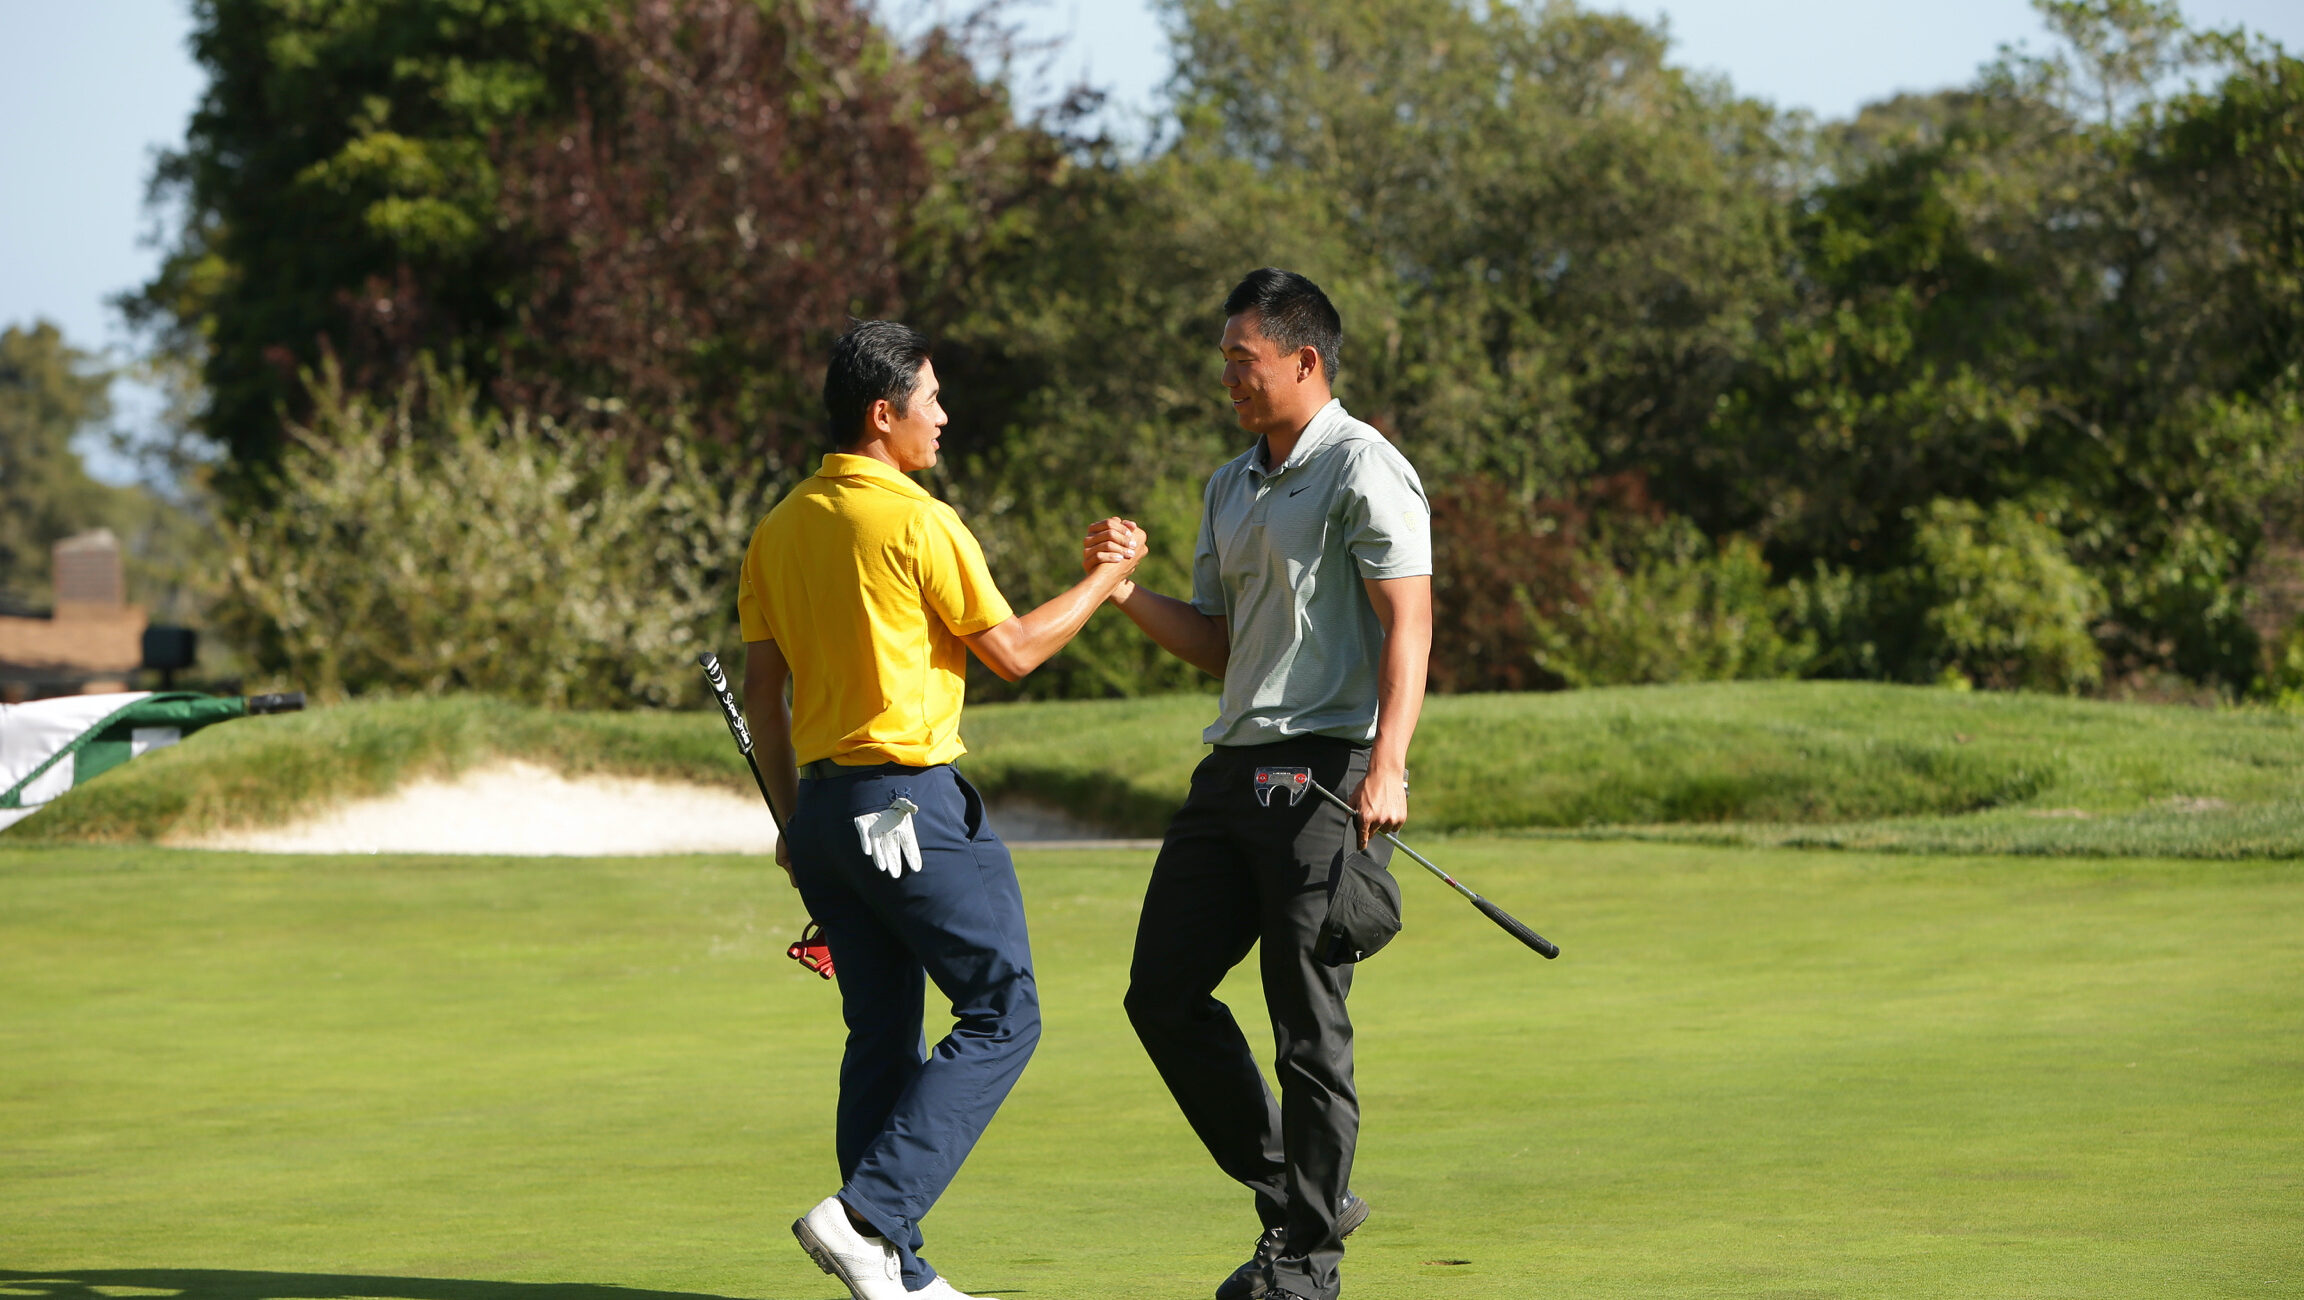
[1224,268,1342,383]
[823,319,932,448]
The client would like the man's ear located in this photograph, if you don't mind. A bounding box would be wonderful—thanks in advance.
[1297,346,1321,382]
[865,397,894,435]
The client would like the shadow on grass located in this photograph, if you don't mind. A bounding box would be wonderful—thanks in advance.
[0,1270,841,1300]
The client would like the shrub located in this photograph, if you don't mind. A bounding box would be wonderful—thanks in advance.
[1528,514,1814,688]
[212,364,765,707]
[1778,561,1892,680]
[1907,498,2106,692]
[1427,475,1581,693]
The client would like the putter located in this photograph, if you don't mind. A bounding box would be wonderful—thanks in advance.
[698,651,833,980]
[1304,776,1560,960]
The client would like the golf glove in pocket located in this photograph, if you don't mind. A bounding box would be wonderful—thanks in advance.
[854,796,923,878]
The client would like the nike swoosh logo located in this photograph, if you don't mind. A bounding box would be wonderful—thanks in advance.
[1288,485,1311,497]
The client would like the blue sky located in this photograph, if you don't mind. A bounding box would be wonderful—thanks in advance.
[5,0,2301,480]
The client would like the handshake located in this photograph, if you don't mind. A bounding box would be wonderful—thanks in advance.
[1081,516,1149,599]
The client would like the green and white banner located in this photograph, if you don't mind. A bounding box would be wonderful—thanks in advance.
[0,692,255,832]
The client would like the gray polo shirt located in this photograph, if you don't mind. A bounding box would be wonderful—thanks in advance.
[1191,399,1432,747]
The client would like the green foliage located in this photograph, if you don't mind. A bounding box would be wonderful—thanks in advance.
[2266,619,2304,709]
[132,0,605,484]
[1779,562,1889,681]
[128,0,2304,701]
[2154,48,2304,390]
[1158,0,1789,498]
[1688,16,2303,691]
[1527,521,1812,688]
[137,0,1055,489]
[1907,498,2108,692]
[211,364,762,707]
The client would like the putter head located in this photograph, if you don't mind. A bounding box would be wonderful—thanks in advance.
[787,920,834,980]
[1253,766,1313,808]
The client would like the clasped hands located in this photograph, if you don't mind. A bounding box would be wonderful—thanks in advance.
[1083,517,1148,598]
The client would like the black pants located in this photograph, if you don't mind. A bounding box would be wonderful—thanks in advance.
[1125,736,1388,1300]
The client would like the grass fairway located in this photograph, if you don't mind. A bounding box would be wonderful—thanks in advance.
[3,842,2300,1298]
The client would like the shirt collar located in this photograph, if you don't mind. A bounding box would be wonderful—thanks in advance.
[1251,399,1345,479]
[818,452,933,501]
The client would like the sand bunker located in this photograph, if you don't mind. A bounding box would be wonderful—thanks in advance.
[185,761,780,856]
[178,760,1141,855]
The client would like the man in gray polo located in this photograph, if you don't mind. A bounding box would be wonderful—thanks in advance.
[1089,268,1432,1300]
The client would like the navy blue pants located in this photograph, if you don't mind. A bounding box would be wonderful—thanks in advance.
[788,763,1040,1293]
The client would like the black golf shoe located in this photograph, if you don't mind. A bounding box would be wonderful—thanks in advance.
[1213,1193,1370,1300]
[1214,1227,1284,1300]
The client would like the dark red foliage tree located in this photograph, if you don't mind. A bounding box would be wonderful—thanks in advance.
[1427,472,1679,692]
[486,0,1057,469]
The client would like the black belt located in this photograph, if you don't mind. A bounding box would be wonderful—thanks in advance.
[799,758,936,781]
[1210,735,1368,758]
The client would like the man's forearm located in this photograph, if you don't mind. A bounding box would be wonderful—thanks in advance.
[1111,581,1229,678]
[968,565,1132,682]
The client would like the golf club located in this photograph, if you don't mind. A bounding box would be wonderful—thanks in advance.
[1305,776,1560,960]
[698,651,834,980]
[698,651,782,831]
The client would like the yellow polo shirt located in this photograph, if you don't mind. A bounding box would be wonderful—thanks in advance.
[737,453,1013,768]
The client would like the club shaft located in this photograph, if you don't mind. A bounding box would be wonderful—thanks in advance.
[1304,776,1558,959]
[1302,778,1466,894]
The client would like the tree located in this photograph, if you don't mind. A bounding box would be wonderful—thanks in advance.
[0,323,128,607]
[1160,0,1793,501]
[129,0,604,494]
[494,0,1057,467]
[133,0,1063,495]
[1689,4,2297,689]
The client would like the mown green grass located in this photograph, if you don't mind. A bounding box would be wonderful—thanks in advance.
[13,683,2303,854]
[3,841,2300,1297]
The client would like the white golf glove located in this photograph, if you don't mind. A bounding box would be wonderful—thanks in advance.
[853,796,923,878]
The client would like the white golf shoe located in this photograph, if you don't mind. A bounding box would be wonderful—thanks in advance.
[792,1196,908,1300]
[912,1279,986,1300]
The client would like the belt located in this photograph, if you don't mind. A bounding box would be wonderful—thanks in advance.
[1211,735,1368,757]
[799,758,935,781]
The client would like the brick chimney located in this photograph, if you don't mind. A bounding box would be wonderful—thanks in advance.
[52,529,125,616]
[0,530,145,698]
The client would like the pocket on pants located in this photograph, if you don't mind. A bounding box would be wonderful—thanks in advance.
[953,769,989,842]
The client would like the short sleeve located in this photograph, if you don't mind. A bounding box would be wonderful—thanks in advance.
[916,505,1014,636]
[737,520,775,642]
[1341,445,1433,580]
[1190,480,1227,616]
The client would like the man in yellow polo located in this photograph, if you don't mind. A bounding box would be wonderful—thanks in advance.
[739,320,1143,1300]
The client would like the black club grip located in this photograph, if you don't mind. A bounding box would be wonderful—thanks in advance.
[1473,894,1559,959]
